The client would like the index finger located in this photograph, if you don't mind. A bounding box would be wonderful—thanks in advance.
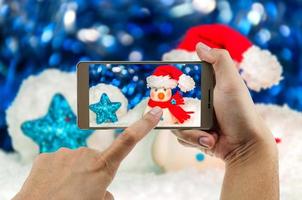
[102,106,162,165]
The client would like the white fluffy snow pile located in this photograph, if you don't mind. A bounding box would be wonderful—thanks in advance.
[1,108,302,200]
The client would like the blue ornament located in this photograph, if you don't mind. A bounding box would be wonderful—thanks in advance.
[89,93,121,124]
[195,153,205,162]
[21,93,93,153]
[171,98,176,105]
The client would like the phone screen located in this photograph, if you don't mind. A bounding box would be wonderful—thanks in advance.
[88,63,202,128]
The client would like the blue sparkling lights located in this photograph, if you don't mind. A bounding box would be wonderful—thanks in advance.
[89,63,202,109]
[0,0,302,151]
[21,93,93,153]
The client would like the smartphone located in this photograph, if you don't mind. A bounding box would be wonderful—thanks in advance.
[77,61,214,130]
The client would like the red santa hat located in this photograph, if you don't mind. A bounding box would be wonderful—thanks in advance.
[162,24,283,91]
[146,65,195,92]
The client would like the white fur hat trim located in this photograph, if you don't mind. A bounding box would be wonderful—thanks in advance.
[178,74,195,92]
[146,75,178,89]
[162,46,283,91]
[240,45,283,91]
[162,49,199,61]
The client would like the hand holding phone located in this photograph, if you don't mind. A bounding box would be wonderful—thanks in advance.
[173,43,279,199]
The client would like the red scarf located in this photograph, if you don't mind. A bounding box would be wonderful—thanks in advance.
[148,92,194,124]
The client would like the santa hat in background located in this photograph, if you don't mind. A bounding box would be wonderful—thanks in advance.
[162,24,283,91]
[146,65,195,92]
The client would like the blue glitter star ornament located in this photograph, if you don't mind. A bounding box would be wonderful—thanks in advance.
[89,93,121,124]
[21,93,93,153]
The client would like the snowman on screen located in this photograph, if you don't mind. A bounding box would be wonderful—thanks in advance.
[144,65,196,125]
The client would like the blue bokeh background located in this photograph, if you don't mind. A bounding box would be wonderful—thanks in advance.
[0,0,301,151]
[89,63,202,109]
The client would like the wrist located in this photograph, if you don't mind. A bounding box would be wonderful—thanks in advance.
[224,130,278,168]
[221,129,279,200]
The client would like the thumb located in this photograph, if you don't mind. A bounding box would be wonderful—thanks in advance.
[195,42,243,89]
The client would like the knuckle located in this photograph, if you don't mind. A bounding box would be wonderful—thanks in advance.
[220,49,229,55]
[34,153,50,163]
[53,148,73,159]
[213,48,230,59]
[176,130,191,141]
[143,114,157,125]
[57,147,71,153]
[177,138,192,147]
[95,155,116,177]
[175,132,184,139]
[183,135,192,142]
[76,147,90,154]
[120,129,137,146]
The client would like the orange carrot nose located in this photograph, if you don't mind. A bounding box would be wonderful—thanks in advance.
[158,92,165,100]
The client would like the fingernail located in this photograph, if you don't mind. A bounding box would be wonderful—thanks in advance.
[149,106,163,117]
[198,136,210,148]
[196,42,211,51]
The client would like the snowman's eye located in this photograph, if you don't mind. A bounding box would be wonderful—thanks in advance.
[163,88,166,91]
[155,88,158,92]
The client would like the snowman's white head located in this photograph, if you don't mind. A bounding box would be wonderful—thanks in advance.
[150,87,172,102]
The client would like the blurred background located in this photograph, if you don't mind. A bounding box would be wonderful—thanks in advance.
[0,0,301,151]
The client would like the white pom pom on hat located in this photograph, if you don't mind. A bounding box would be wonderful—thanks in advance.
[146,65,195,92]
[162,24,283,92]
